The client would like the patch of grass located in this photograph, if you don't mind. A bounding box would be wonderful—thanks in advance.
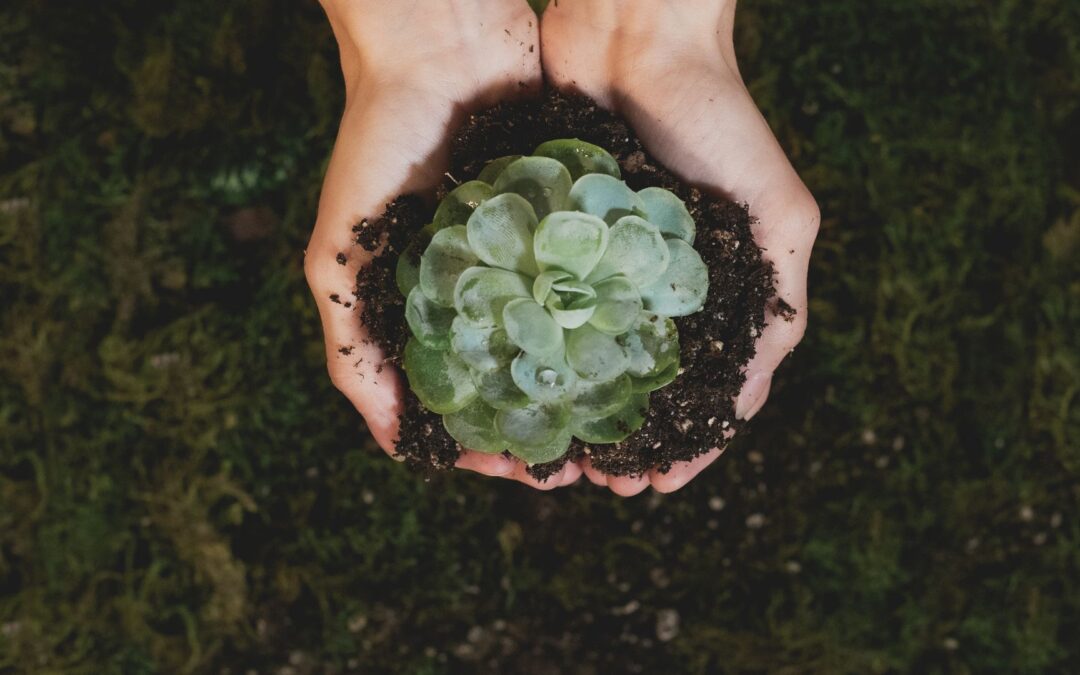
[1,0,1077,673]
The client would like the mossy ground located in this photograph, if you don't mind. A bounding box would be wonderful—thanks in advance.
[1,1,1078,673]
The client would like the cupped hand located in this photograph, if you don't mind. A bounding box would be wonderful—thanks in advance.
[307,0,581,488]
[541,0,820,495]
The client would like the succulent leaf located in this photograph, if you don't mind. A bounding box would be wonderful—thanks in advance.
[534,211,609,280]
[510,351,579,403]
[450,316,517,372]
[403,338,477,414]
[573,393,649,443]
[629,360,680,393]
[588,275,643,335]
[419,226,478,307]
[567,173,646,224]
[587,215,670,287]
[623,312,679,378]
[472,367,531,410]
[476,155,522,184]
[533,139,621,181]
[639,239,709,316]
[466,193,539,275]
[566,323,630,381]
[637,186,696,244]
[509,429,573,465]
[453,266,532,327]
[495,402,569,449]
[433,181,494,230]
[405,287,456,349]
[532,269,574,304]
[502,298,564,356]
[570,374,632,418]
[442,398,506,453]
[493,156,572,220]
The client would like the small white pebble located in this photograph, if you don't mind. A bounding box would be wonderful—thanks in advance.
[1033,532,1047,546]
[746,513,766,529]
[861,428,877,445]
[892,436,905,451]
[708,496,726,511]
[943,637,959,651]
[1051,512,1062,528]
[748,451,764,464]
[1019,505,1034,522]
[784,560,802,574]
[707,417,717,427]
[722,420,730,429]
[655,609,680,642]
[652,442,662,450]
[362,490,375,505]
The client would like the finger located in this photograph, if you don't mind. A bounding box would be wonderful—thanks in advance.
[580,457,609,486]
[507,461,566,491]
[649,447,724,494]
[455,451,515,477]
[559,461,584,487]
[606,473,650,497]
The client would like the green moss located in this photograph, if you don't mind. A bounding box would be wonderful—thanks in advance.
[0,0,1077,672]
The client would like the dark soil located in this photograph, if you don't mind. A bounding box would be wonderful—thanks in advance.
[354,90,776,480]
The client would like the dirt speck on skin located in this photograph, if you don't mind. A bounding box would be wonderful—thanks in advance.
[353,90,777,480]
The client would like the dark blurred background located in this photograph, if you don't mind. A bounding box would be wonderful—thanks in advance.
[1,1,1078,673]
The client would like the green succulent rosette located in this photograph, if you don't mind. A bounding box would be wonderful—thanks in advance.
[397,139,709,464]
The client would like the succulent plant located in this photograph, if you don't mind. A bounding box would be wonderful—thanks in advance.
[396,139,708,464]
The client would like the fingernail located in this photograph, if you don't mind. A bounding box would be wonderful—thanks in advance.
[735,373,771,420]
[490,456,515,476]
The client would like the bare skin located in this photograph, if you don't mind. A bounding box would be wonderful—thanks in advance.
[307,0,817,495]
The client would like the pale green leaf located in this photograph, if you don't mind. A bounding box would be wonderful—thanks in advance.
[405,287,456,349]
[637,187,695,243]
[453,266,532,327]
[623,312,679,377]
[492,156,572,220]
[570,374,632,418]
[472,367,530,410]
[419,225,478,307]
[532,269,573,305]
[433,180,494,230]
[639,239,709,316]
[588,275,643,335]
[587,215,670,287]
[533,138,621,181]
[567,173,646,225]
[565,323,630,381]
[502,298,564,356]
[630,360,680,393]
[510,351,578,403]
[546,295,597,329]
[495,402,569,449]
[466,193,539,275]
[476,155,522,184]
[573,393,649,443]
[443,398,506,453]
[449,317,518,372]
[508,429,573,465]
[533,211,609,280]
[403,338,477,414]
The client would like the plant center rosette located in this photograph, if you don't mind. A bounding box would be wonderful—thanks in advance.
[395,140,710,465]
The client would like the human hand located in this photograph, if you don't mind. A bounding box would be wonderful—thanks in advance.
[540,0,820,495]
[307,0,581,488]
